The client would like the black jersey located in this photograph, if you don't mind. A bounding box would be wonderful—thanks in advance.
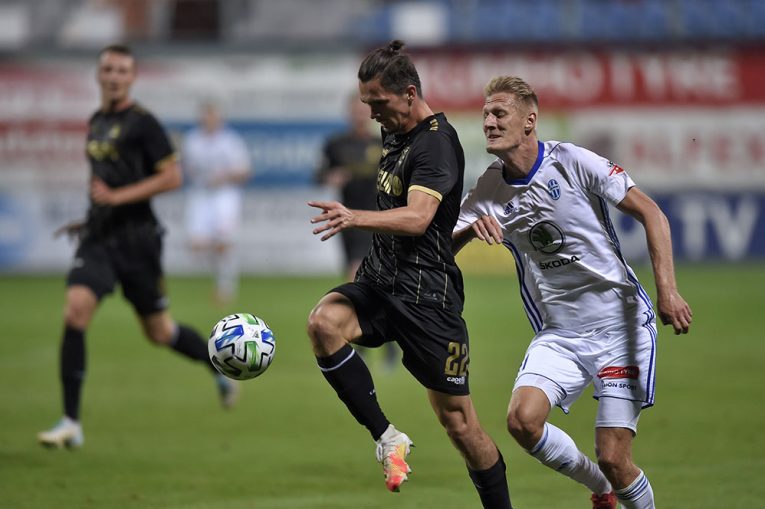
[356,113,465,311]
[84,103,175,237]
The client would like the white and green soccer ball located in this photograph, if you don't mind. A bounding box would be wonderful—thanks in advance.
[208,313,275,380]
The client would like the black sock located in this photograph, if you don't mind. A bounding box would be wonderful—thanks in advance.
[317,344,389,440]
[468,451,513,509]
[171,323,216,373]
[60,326,85,421]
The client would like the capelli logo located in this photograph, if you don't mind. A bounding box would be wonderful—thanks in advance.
[597,366,639,379]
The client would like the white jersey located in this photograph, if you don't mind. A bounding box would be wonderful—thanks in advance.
[182,126,250,192]
[456,140,655,332]
[182,126,251,242]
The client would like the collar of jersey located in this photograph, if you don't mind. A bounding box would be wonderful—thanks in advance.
[392,112,441,141]
[503,141,544,185]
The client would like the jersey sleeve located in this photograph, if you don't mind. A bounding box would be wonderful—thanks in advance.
[408,131,458,202]
[140,113,176,171]
[572,145,635,205]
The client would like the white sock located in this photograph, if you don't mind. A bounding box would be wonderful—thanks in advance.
[616,470,654,509]
[378,424,397,443]
[530,422,612,495]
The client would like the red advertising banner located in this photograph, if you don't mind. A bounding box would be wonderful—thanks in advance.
[415,47,765,110]
[0,121,87,163]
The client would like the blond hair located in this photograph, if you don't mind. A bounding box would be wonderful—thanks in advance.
[484,76,538,109]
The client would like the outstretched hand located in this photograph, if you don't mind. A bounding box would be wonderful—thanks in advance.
[54,220,85,241]
[657,290,693,335]
[308,200,354,241]
[471,215,503,245]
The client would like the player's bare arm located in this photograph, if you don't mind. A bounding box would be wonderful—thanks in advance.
[452,215,503,254]
[309,189,440,241]
[90,159,182,206]
[617,186,693,334]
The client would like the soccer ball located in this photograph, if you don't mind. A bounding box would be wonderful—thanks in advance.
[207,313,275,380]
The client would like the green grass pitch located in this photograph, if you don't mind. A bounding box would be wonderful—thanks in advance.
[1,264,763,508]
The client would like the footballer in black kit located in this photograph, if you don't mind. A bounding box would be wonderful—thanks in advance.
[38,45,237,451]
[308,40,512,507]
[339,112,471,394]
[69,104,175,311]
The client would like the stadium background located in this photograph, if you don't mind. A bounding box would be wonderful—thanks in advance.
[2,0,764,274]
[1,1,764,508]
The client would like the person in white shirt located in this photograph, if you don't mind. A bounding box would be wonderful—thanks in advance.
[182,101,252,304]
[453,76,692,509]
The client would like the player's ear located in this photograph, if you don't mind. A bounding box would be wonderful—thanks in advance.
[524,110,537,135]
[406,85,417,104]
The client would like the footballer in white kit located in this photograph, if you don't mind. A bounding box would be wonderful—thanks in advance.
[183,119,251,244]
[454,76,692,509]
[182,101,252,303]
[456,140,657,413]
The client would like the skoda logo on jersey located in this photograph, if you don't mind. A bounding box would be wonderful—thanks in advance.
[547,179,561,200]
[529,221,565,254]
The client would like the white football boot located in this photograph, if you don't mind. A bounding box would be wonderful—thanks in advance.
[375,424,414,492]
[38,416,84,449]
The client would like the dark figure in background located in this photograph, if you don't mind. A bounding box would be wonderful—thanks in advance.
[307,40,513,508]
[317,94,399,371]
[38,44,237,450]
[317,94,381,280]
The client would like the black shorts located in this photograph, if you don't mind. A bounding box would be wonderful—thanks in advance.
[331,281,470,395]
[66,223,168,316]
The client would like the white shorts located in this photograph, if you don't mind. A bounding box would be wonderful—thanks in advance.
[186,188,243,244]
[513,320,657,416]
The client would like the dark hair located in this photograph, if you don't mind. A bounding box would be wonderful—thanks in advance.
[357,40,422,97]
[98,44,133,59]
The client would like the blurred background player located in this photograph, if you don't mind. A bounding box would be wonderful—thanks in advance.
[453,75,693,509]
[182,100,252,305]
[316,94,380,281]
[307,40,513,507]
[316,93,398,371]
[37,44,238,450]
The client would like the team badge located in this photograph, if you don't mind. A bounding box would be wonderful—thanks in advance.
[528,221,565,254]
[547,179,560,200]
[503,201,515,215]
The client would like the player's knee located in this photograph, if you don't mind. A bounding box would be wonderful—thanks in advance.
[63,306,87,330]
[306,305,338,346]
[63,295,95,329]
[506,406,543,445]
